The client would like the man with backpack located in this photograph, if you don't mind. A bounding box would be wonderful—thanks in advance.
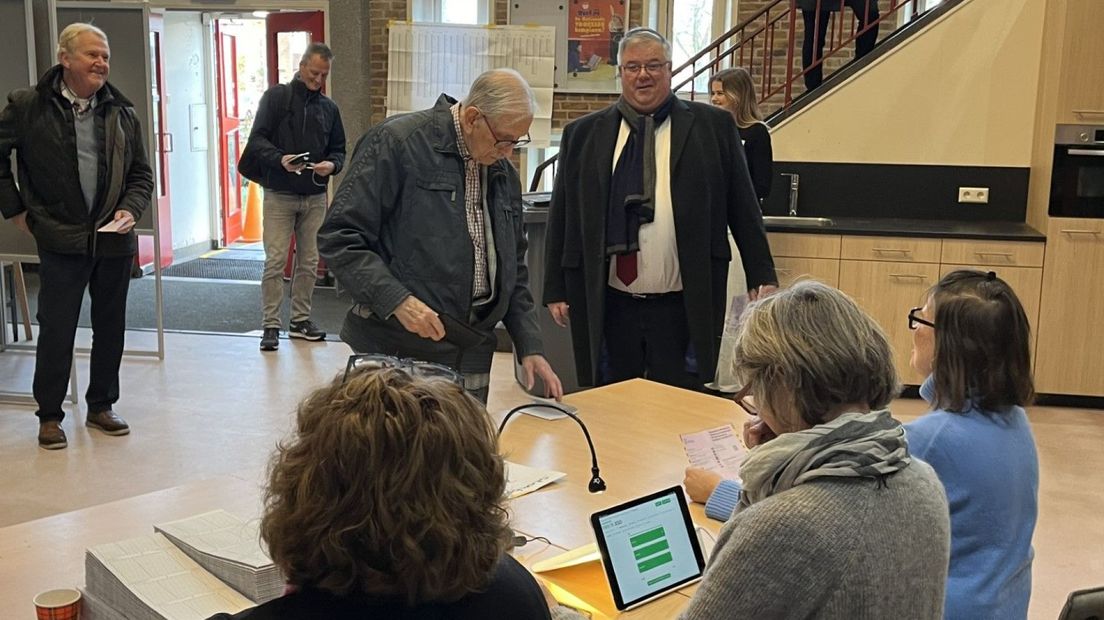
[240,42,345,351]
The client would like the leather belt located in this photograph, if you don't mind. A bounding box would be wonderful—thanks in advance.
[607,288,682,301]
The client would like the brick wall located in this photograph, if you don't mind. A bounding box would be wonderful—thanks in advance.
[367,0,407,126]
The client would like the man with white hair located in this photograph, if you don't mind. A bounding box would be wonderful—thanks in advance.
[319,69,561,403]
[0,23,153,449]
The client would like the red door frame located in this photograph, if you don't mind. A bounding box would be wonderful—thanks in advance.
[138,14,173,269]
[215,24,244,245]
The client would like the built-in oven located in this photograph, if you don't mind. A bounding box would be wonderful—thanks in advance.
[1051,124,1104,218]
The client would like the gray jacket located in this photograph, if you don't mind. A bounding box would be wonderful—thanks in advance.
[318,94,543,363]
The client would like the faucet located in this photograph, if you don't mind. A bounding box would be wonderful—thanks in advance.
[781,173,800,216]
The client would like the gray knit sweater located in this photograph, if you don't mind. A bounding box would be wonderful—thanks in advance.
[679,460,950,619]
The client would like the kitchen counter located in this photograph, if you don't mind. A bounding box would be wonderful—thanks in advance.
[763,217,1045,241]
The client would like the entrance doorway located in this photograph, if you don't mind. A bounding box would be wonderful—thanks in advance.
[158,9,324,262]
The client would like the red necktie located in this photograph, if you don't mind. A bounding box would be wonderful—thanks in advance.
[616,253,638,285]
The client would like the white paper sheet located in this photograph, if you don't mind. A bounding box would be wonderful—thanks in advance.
[680,424,747,481]
[85,533,252,619]
[505,461,567,498]
[387,22,555,147]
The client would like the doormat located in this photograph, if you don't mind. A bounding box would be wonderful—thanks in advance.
[162,258,263,281]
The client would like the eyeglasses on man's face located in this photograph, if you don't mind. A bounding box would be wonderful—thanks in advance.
[908,307,936,330]
[479,113,531,149]
[732,383,759,417]
[621,61,671,76]
[343,354,464,387]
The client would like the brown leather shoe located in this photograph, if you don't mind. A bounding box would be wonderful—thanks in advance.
[38,421,67,450]
[86,410,130,436]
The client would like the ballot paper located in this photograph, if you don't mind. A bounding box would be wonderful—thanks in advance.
[84,533,253,620]
[680,424,747,481]
[155,510,285,603]
[505,461,567,499]
[97,219,126,233]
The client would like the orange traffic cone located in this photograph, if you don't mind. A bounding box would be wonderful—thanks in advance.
[241,180,264,243]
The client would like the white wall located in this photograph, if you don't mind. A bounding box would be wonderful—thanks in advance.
[164,12,214,252]
[772,0,1047,167]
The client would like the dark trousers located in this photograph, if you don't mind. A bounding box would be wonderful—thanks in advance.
[802,1,880,91]
[603,288,697,390]
[34,250,132,422]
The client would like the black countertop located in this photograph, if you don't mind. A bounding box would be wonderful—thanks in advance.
[764,217,1045,241]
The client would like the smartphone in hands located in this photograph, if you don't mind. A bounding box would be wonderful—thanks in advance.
[287,152,311,166]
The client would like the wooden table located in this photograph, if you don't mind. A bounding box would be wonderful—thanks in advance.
[497,379,740,618]
[0,379,743,619]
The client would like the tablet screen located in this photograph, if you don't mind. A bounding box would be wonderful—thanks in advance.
[590,486,706,610]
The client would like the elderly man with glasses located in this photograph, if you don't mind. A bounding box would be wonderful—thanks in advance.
[319,68,561,403]
[544,28,777,393]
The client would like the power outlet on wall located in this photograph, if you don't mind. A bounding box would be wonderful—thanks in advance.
[958,187,990,204]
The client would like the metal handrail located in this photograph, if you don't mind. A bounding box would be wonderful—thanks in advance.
[672,0,927,115]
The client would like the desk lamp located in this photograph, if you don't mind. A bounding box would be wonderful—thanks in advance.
[498,403,606,493]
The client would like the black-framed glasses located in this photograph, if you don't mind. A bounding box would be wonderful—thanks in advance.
[343,354,464,387]
[479,114,531,149]
[732,383,759,416]
[620,61,671,75]
[908,307,936,330]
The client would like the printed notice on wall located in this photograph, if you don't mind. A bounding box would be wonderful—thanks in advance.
[387,22,555,147]
[563,0,629,93]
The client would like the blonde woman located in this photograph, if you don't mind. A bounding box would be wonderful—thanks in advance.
[709,68,773,202]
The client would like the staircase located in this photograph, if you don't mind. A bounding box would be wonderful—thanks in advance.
[671,0,964,122]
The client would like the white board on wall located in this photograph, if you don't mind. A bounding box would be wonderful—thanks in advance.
[387,21,555,147]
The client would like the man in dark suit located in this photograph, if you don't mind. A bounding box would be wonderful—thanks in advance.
[543,28,777,391]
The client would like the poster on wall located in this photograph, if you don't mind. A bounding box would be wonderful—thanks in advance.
[562,0,629,93]
[387,22,556,146]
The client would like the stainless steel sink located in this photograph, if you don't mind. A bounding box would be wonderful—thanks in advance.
[762,216,835,228]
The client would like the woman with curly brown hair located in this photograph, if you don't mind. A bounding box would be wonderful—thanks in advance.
[209,363,555,619]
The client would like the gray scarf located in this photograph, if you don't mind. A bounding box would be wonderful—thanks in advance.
[606,96,676,256]
[738,410,911,509]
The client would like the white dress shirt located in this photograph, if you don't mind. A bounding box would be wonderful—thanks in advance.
[607,117,682,294]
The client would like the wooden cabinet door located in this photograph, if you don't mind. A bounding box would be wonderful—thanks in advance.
[839,260,941,385]
[1057,0,1104,124]
[775,257,840,288]
[1035,219,1104,396]
[940,264,1043,367]
[768,233,841,259]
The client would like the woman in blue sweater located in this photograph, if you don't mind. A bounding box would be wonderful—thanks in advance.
[685,270,1039,618]
[904,269,1038,619]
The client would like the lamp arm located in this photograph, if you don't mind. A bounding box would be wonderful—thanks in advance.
[498,404,602,475]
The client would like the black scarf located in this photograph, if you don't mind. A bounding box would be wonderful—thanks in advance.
[605,94,677,257]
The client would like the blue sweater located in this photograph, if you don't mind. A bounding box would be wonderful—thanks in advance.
[905,376,1039,620]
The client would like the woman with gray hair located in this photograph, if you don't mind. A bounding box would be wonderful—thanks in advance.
[679,281,950,618]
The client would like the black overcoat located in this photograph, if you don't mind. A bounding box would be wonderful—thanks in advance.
[542,98,777,387]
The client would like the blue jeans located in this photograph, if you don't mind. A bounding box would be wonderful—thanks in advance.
[261,190,327,328]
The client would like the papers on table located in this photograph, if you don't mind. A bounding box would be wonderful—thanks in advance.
[155,510,285,603]
[84,533,253,620]
[505,461,567,499]
[680,424,747,481]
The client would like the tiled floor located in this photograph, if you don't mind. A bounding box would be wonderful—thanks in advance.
[1,329,1101,618]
